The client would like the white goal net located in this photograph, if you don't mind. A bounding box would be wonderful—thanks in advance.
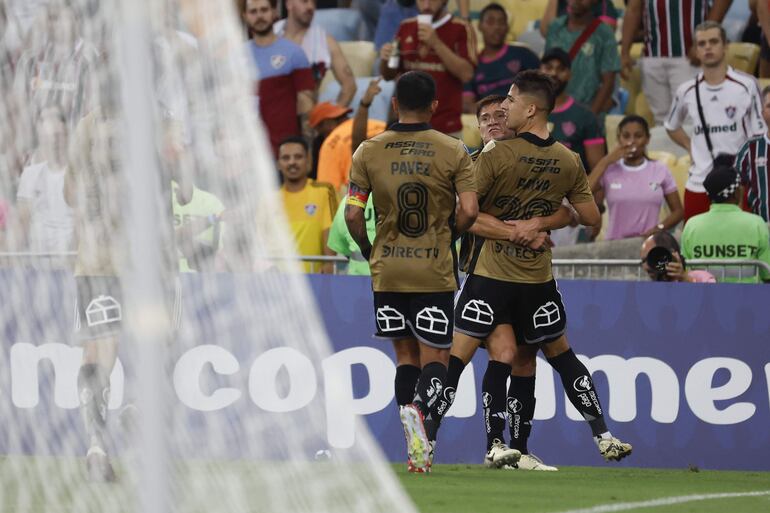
[0,0,414,512]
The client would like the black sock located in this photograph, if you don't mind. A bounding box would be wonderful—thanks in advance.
[547,349,608,437]
[413,362,447,432]
[394,364,421,406]
[78,363,110,450]
[507,375,535,454]
[482,360,511,450]
[425,355,466,441]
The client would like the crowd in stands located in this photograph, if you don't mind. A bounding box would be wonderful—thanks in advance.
[0,0,768,283]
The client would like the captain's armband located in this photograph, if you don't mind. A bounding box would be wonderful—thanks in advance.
[346,182,370,209]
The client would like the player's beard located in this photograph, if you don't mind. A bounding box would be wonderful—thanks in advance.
[252,20,274,37]
[553,79,567,97]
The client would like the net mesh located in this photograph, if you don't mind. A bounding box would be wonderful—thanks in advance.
[0,0,414,511]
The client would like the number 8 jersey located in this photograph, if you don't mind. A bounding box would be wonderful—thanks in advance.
[348,122,476,293]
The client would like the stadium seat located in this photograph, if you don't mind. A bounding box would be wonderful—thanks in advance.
[620,43,644,115]
[516,29,545,57]
[759,78,770,91]
[648,126,688,158]
[648,150,676,168]
[338,41,376,77]
[496,0,548,41]
[727,42,760,74]
[319,76,394,122]
[671,155,691,202]
[461,113,482,150]
[604,114,622,151]
[633,93,654,126]
[314,8,364,42]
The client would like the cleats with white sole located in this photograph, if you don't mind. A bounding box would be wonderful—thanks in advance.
[484,439,521,469]
[400,405,430,473]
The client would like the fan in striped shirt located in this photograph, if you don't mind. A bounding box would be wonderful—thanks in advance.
[736,86,770,224]
[621,0,731,124]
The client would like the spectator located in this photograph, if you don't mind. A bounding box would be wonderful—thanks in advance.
[682,164,770,283]
[277,136,338,273]
[374,0,469,51]
[16,105,74,253]
[380,0,476,136]
[241,0,315,156]
[665,21,766,223]
[589,115,683,240]
[640,231,716,283]
[172,181,225,273]
[621,0,731,125]
[274,0,357,106]
[315,83,387,194]
[540,47,605,172]
[544,0,619,116]
[462,3,539,114]
[736,85,770,223]
[541,0,619,34]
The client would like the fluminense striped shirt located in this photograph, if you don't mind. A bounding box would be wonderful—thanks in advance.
[736,134,770,223]
[643,0,710,58]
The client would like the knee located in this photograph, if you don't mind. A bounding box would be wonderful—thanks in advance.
[489,347,514,366]
[511,356,536,376]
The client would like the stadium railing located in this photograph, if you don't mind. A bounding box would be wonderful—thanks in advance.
[1,253,768,281]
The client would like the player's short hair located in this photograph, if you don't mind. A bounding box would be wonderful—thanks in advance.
[277,135,308,154]
[479,2,506,23]
[475,95,507,119]
[511,70,557,113]
[618,114,650,137]
[395,71,436,112]
[695,20,726,44]
[762,85,770,103]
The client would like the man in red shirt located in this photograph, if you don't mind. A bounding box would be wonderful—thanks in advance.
[379,0,476,136]
[241,0,316,156]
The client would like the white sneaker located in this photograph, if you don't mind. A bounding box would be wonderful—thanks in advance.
[598,436,632,462]
[484,439,521,468]
[508,453,558,471]
[400,405,430,473]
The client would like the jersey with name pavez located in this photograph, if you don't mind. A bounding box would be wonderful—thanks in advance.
[349,123,476,292]
[472,132,593,283]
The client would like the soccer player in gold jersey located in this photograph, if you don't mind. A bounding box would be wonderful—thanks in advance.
[345,71,478,472]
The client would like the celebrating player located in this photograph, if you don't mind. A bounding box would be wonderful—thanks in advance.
[345,71,478,473]
[450,70,633,464]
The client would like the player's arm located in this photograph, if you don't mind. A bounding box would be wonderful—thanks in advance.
[570,199,601,227]
[707,0,733,22]
[344,182,373,260]
[352,78,381,154]
[666,127,691,155]
[590,72,616,115]
[540,0,558,37]
[328,35,357,106]
[421,25,474,83]
[297,89,316,142]
[620,0,642,80]
[503,205,575,247]
[664,87,691,154]
[454,191,479,234]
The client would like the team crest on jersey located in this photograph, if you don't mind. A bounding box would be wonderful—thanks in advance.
[725,106,736,119]
[507,60,522,74]
[648,182,660,191]
[581,42,594,56]
[270,54,286,70]
[405,35,414,44]
[561,121,576,137]
[304,203,318,215]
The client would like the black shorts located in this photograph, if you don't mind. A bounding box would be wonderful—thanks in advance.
[74,276,182,343]
[454,274,567,345]
[373,291,454,348]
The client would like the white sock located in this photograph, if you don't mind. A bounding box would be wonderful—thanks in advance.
[594,431,613,447]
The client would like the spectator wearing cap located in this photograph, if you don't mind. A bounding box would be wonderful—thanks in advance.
[621,0,731,125]
[461,3,539,114]
[311,100,386,193]
[540,47,605,173]
[736,85,770,224]
[541,0,620,35]
[681,164,770,283]
[640,231,715,283]
[543,0,620,116]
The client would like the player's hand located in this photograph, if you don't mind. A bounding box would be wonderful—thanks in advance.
[505,217,543,245]
[608,141,633,163]
[418,23,438,47]
[620,54,635,81]
[665,252,688,282]
[380,43,393,62]
[362,77,382,105]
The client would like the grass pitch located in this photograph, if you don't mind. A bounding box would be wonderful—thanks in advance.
[395,464,770,513]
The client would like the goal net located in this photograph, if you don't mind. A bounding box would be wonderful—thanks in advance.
[0,1,414,512]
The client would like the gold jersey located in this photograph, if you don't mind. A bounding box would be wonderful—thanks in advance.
[472,132,593,283]
[349,122,476,292]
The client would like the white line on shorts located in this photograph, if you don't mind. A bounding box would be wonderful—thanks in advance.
[553,490,770,513]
